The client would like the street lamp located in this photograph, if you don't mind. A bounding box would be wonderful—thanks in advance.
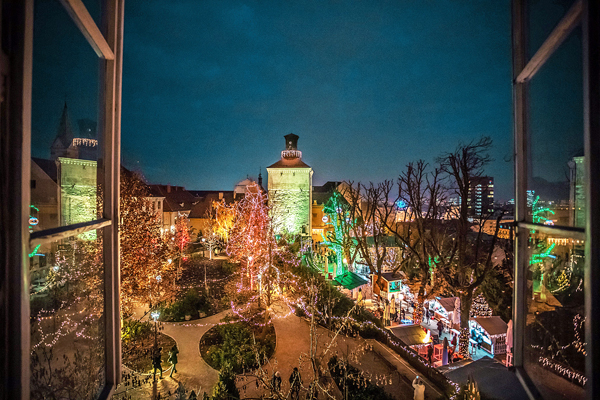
[248,256,254,290]
[151,311,160,382]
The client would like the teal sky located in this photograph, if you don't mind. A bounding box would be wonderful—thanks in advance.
[31,0,582,202]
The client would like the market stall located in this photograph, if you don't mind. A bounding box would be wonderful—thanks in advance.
[389,325,432,359]
[428,297,460,330]
[371,272,411,306]
[469,316,508,356]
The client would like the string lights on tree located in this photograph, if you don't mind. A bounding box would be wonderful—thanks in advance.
[470,294,492,317]
[119,169,178,317]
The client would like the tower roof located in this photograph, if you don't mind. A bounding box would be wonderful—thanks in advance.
[284,133,299,150]
[52,102,74,148]
[267,133,310,169]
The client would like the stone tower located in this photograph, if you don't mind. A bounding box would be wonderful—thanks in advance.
[267,134,313,237]
[51,102,98,161]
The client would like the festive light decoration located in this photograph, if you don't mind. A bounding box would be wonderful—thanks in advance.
[459,327,470,358]
[319,191,359,278]
[529,243,556,265]
[119,170,177,316]
[573,314,587,356]
[470,294,492,317]
[531,196,555,225]
[227,183,275,293]
[174,213,191,258]
[29,244,42,258]
[539,356,587,386]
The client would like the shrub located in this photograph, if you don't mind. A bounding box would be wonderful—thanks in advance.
[121,319,152,342]
[202,322,275,374]
[160,289,210,321]
[328,356,394,400]
[211,362,240,400]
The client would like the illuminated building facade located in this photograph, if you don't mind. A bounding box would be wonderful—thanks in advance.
[267,134,313,236]
[467,176,494,217]
[569,155,585,228]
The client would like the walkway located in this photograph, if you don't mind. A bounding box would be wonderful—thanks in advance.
[239,301,443,400]
[116,303,446,399]
[160,310,231,392]
[114,310,231,399]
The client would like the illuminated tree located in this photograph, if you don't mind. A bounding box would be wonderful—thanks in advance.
[174,213,191,258]
[227,183,274,291]
[201,203,224,260]
[120,170,177,316]
[321,191,358,277]
[342,181,395,280]
[213,198,236,242]
[470,293,493,317]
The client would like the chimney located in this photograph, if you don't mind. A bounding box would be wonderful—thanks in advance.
[167,184,171,193]
[219,192,223,200]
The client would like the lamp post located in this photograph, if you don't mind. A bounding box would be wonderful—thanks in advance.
[151,310,160,382]
[248,256,254,290]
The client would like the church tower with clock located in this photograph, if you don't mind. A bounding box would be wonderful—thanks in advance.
[267,134,313,237]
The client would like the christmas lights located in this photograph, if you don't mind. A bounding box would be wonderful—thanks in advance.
[470,294,492,317]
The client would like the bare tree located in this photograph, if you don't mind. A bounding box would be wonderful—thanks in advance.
[341,181,395,285]
[379,160,448,324]
[431,136,504,356]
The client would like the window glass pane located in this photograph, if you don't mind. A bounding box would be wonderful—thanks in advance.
[527,27,583,228]
[31,0,102,233]
[81,0,102,28]
[524,230,586,398]
[528,0,577,56]
[30,229,106,399]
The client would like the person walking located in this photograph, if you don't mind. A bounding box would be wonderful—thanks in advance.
[384,299,390,326]
[356,288,364,307]
[412,376,425,400]
[271,371,282,393]
[423,305,429,324]
[427,344,434,365]
[437,319,444,335]
[289,367,302,400]
[390,295,397,325]
[152,347,163,379]
[168,345,179,377]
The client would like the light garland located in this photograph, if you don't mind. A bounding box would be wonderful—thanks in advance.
[538,356,587,386]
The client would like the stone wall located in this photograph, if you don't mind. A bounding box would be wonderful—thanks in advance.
[268,168,312,236]
[57,157,97,239]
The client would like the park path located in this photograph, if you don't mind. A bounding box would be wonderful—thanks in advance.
[116,302,443,399]
[114,309,231,399]
[160,310,231,393]
[238,301,443,400]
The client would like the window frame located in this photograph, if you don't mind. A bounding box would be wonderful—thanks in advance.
[511,0,600,398]
[1,0,124,399]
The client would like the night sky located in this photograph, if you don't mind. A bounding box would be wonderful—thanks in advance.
[31,0,582,202]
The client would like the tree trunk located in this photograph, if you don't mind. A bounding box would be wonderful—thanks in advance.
[458,292,473,357]
[413,285,426,325]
